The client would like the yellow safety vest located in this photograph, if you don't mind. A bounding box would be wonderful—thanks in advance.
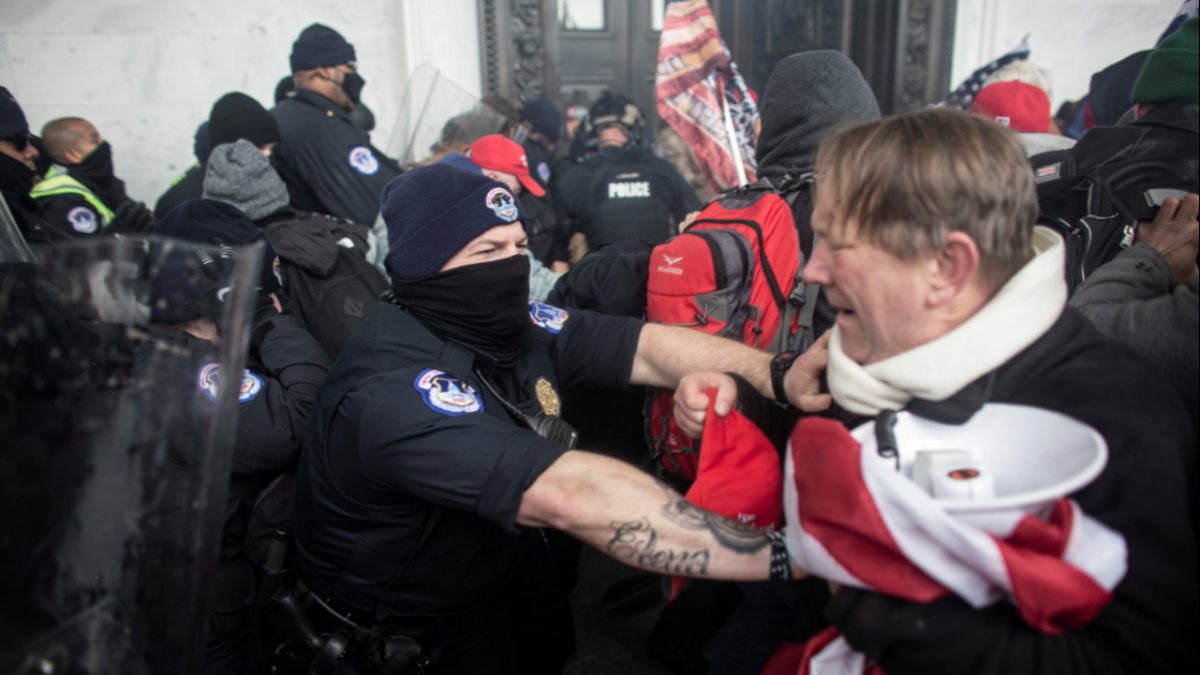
[29,166,116,225]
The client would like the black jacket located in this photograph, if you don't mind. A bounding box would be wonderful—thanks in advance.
[136,315,330,560]
[272,89,401,226]
[154,163,204,218]
[825,309,1198,674]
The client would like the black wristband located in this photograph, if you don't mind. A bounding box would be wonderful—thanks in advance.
[765,529,792,582]
[770,351,799,406]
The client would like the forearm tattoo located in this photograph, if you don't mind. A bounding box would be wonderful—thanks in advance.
[606,518,711,576]
[656,479,769,554]
[603,481,770,576]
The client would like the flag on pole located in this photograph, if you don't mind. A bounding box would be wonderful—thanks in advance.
[942,37,1032,110]
[656,0,759,193]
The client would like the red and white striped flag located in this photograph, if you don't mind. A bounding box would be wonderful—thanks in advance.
[656,0,759,193]
[771,413,1127,675]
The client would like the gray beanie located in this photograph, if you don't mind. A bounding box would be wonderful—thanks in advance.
[202,139,289,221]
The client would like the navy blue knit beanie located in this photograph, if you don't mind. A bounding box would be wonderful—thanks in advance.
[154,198,282,296]
[290,23,356,72]
[382,164,524,279]
[0,86,29,137]
[521,99,562,141]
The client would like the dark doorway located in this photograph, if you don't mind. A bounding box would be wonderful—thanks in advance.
[555,0,665,136]
[481,0,958,126]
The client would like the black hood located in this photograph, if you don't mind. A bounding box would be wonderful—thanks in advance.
[755,50,881,182]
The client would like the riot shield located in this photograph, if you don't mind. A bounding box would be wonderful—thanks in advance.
[386,63,508,166]
[0,234,263,675]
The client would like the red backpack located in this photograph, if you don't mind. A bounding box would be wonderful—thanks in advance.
[644,176,819,483]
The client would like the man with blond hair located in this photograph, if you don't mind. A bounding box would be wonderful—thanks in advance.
[677,107,1197,673]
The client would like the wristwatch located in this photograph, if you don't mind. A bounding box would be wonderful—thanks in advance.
[770,351,800,406]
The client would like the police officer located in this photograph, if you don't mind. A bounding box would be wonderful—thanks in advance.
[28,116,154,241]
[140,199,331,674]
[0,85,54,237]
[272,23,401,225]
[289,163,821,675]
[556,93,699,257]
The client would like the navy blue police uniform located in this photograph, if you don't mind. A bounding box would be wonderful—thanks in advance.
[291,298,642,673]
[556,143,699,251]
[272,89,400,226]
[555,95,699,252]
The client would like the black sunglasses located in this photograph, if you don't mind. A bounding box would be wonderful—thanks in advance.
[1,133,32,151]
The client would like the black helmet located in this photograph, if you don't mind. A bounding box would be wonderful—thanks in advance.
[584,92,644,147]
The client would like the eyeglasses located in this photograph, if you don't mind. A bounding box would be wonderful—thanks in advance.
[1,133,33,151]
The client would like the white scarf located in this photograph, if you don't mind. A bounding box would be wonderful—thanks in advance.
[827,227,1067,415]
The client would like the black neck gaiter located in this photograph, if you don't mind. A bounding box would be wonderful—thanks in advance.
[71,141,126,204]
[0,152,35,195]
[391,254,532,370]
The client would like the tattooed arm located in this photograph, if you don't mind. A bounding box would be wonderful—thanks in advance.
[517,450,806,581]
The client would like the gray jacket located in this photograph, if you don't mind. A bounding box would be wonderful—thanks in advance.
[1070,244,1198,433]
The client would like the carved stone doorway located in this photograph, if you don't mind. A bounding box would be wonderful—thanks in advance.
[479,0,959,128]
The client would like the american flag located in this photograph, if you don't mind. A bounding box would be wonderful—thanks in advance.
[942,38,1032,110]
[771,412,1124,675]
[656,0,759,192]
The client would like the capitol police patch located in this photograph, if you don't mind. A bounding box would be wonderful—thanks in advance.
[537,161,551,184]
[414,368,484,416]
[348,146,379,175]
[197,363,264,404]
[486,187,519,222]
[529,302,569,334]
[66,206,99,234]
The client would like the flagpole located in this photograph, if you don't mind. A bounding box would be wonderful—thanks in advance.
[718,77,748,187]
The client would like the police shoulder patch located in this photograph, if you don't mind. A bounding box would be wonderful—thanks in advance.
[537,161,552,184]
[529,302,569,334]
[413,368,484,416]
[348,146,380,175]
[197,363,264,404]
[485,187,519,222]
[66,206,99,234]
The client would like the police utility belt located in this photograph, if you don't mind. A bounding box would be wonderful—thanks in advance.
[261,533,440,675]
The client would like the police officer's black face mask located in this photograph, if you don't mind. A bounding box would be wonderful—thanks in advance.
[75,140,113,176]
[341,72,366,106]
[390,253,532,369]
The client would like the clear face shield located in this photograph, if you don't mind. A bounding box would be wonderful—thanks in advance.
[385,64,509,166]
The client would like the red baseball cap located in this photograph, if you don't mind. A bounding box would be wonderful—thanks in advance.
[969,81,1052,133]
[666,389,783,600]
[466,134,546,197]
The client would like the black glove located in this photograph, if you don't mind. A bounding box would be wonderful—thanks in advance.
[111,201,155,234]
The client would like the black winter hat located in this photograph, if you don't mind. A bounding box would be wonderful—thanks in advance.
[290,23,356,72]
[0,86,29,138]
[382,164,524,279]
[208,92,280,153]
[521,99,562,141]
[154,199,282,296]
